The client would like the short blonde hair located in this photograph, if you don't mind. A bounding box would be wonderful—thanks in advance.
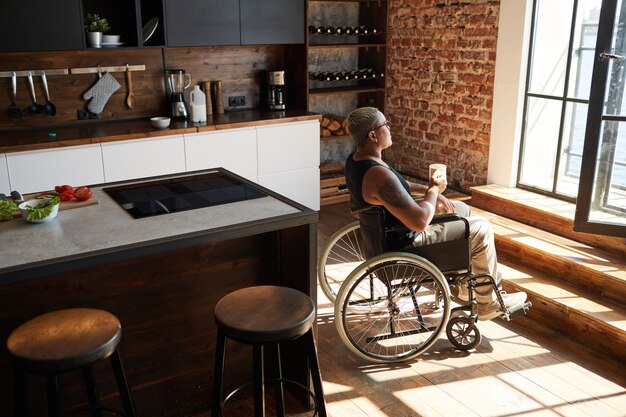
[347,107,385,148]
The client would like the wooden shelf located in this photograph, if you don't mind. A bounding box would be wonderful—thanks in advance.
[321,134,351,141]
[309,85,385,95]
[308,43,386,49]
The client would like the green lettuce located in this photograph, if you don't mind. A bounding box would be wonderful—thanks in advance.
[0,199,18,221]
[24,196,60,222]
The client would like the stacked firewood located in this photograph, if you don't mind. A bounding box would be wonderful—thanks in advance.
[320,162,350,206]
[320,114,350,138]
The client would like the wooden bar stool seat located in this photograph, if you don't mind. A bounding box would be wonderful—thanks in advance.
[7,308,136,417]
[211,285,327,417]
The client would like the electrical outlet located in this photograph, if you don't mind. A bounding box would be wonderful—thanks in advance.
[228,96,245,107]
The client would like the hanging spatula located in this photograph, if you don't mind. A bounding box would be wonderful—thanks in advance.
[8,72,22,119]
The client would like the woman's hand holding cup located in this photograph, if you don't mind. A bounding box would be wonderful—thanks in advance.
[429,163,447,194]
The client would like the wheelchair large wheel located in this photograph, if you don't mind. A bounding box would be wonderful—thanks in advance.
[446,316,481,350]
[318,221,365,302]
[335,252,451,363]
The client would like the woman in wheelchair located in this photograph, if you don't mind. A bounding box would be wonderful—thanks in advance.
[344,106,527,321]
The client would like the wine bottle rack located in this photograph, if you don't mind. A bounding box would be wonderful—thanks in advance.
[308,25,383,36]
[309,69,384,82]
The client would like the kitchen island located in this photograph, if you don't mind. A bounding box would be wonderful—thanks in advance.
[0,168,318,416]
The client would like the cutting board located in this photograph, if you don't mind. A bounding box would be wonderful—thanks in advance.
[8,191,99,220]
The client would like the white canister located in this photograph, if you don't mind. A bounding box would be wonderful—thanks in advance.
[190,85,207,123]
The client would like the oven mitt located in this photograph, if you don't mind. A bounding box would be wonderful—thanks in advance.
[83,72,121,114]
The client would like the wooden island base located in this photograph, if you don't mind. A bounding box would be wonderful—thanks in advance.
[0,222,316,417]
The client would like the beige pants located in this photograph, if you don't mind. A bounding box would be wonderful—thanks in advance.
[412,201,498,305]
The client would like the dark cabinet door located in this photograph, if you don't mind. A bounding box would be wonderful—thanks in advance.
[240,0,304,45]
[0,0,84,52]
[165,0,240,46]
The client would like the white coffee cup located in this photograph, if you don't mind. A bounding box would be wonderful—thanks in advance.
[429,163,447,179]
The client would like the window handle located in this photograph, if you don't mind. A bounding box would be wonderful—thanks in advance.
[599,52,625,61]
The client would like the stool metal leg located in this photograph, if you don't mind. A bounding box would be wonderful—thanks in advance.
[275,343,285,417]
[211,329,227,417]
[109,350,137,417]
[83,367,103,417]
[14,370,26,417]
[305,330,327,417]
[46,375,60,417]
[253,344,265,417]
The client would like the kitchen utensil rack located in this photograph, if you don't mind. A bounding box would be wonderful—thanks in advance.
[0,69,69,78]
[70,65,146,75]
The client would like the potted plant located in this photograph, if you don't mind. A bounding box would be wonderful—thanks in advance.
[84,13,110,48]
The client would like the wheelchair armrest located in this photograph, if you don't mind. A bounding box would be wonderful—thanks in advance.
[429,213,470,239]
[430,213,463,224]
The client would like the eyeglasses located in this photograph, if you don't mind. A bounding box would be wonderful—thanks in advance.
[370,121,390,132]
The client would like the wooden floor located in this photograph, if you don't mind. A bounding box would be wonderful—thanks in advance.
[200,202,626,417]
[308,202,626,417]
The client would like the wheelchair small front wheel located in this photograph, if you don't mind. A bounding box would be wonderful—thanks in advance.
[446,316,481,350]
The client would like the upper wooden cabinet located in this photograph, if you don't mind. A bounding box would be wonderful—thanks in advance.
[164,0,240,46]
[0,0,84,52]
[240,0,304,45]
[165,0,304,47]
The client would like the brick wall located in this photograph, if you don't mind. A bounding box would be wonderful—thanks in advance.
[385,0,500,191]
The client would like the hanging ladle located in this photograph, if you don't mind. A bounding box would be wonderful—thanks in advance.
[26,71,43,114]
[125,64,136,109]
[7,72,22,119]
[40,71,56,116]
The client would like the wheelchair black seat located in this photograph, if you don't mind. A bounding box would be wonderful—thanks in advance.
[354,205,471,274]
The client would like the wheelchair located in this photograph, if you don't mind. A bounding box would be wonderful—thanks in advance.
[318,206,531,363]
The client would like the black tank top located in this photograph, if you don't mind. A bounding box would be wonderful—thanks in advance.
[344,152,414,250]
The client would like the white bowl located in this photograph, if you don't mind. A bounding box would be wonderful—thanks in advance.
[151,116,171,129]
[19,198,60,223]
[102,34,121,44]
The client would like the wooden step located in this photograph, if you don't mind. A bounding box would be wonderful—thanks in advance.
[470,206,626,306]
[470,184,626,258]
[497,257,626,364]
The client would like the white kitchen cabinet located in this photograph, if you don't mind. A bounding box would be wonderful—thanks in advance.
[0,154,10,195]
[257,120,319,175]
[256,120,320,210]
[101,135,186,183]
[184,127,257,180]
[6,144,104,194]
[258,167,319,210]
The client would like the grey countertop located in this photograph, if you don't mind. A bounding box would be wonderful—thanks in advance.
[0,169,316,283]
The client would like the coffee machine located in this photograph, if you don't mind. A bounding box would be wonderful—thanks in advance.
[165,69,191,120]
[267,70,286,110]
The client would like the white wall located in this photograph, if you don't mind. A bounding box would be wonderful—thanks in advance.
[488,0,534,186]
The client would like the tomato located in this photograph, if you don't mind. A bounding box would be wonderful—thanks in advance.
[55,184,73,194]
[74,186,93,201]
[59,191,74,202]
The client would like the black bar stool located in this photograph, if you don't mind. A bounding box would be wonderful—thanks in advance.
[211,285,327,417]
[7,308,137,417]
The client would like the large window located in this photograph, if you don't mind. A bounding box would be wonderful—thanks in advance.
[518,0,603,199]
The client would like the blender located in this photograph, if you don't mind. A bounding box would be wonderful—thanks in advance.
[165,69,192,120]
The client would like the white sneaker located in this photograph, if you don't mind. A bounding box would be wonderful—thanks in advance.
[501,291,527,306]
[477,291,527,321]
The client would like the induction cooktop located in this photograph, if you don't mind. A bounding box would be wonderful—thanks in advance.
[104,170,267,219]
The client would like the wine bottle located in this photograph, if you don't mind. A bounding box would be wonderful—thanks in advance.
[326,26,336,35]
[359,26,370,35]
[335,26,344,36]
[352,26,361,35]
[309,71,318,80]
[344,26,353,35]
[308,25,316,34]
[331,71,343,81]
